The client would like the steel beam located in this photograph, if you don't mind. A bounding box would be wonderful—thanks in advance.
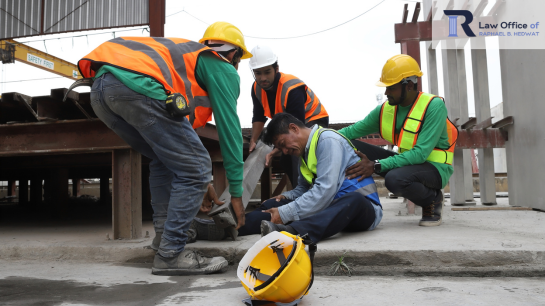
[149,0,165,37]
[0,119,130,156]
[112,149,142,239]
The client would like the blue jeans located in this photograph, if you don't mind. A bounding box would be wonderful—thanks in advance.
[90,73,211,258]
[238,192,379,243]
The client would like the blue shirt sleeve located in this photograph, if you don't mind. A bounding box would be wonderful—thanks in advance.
[278,133,352,223]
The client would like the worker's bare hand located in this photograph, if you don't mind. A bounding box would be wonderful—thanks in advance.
[263,207,283,224]
[249,140,257,153]
[263,194,286,204]
[200,184,225,213]
[265,148,281,167]
[346,151,375,181]
[231,197,246,230]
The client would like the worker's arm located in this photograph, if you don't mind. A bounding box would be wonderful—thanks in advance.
[195,53,244,196]
[250,86,267,152]
[380,98,447,172]
[281,168,310,201]
[337,104,382,140]
[278,134,347,223]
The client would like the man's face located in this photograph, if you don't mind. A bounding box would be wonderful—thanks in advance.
[253,65,277,89]
[384,82,404,105]
[273,125,305,157]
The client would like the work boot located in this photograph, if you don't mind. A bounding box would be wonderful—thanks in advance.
[191,218,227,241]
[260,220,297,237]
[149,231,162,251]
[149,230,197,251]
[152,250,228,276]
[419,191,444,226]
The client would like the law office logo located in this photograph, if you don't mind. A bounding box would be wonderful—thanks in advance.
[444,10,477,37]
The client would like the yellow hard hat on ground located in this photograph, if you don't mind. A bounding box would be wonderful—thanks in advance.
[238,231,316,305]
[376,54,423,87]
[199,21,252,59]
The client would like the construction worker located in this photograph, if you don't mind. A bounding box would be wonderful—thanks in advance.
[248,45,329,187]
[238,113,382,243]
[339,54,458,227]
[79,21,251,275]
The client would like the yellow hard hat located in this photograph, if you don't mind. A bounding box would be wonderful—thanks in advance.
[376,54,423,87]
[199,21,252,59]
[238,231,313,303]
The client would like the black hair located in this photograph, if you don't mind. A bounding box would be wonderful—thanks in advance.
[262,113,305,146]
[271,61,278,71]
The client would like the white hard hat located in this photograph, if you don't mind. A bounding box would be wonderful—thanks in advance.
[248,45,278,70]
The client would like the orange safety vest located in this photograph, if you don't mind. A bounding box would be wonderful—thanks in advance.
[253,73,328,124]
[379,92,458,165]
[78,36,227,129]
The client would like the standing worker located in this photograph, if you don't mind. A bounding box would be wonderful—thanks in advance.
[78,21,251,275]
[339,54,458,227]
[248,45,329,187]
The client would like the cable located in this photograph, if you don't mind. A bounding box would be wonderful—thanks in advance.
[0,77,65,84]
[167,1,386,39]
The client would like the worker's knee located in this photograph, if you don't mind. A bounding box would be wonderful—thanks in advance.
[384,169,411,195]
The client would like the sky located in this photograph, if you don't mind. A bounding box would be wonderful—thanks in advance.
[0,0,504,127]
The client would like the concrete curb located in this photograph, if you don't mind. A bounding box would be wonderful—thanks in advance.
[2,242,544,277]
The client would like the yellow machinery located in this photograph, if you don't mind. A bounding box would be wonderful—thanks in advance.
[0,39,81,80]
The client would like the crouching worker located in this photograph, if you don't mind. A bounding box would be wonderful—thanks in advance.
[238,113,383,243]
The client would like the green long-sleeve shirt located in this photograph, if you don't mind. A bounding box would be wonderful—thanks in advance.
[94,52,243,197]
[338,97,453,188]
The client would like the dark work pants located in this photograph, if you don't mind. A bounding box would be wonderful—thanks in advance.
[238,192,376,243]
[281,117,329,188]
[350,141,443,207]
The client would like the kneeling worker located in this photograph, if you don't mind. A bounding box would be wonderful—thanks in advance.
[238,113,382,243]
[248,45,329,187]
[339,54,458,227]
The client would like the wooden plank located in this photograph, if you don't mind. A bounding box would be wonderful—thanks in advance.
[112,149,142,239]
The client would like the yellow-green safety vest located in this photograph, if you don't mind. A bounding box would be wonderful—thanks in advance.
[379,92,458,165]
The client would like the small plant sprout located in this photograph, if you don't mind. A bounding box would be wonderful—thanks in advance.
[329,251,353,276]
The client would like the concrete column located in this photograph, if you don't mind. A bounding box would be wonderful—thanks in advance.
[18,179,28,205]
[112,149,142,239]
[499,49,545,210]
[30,177,42,204]
[7,180,16,197]
[441,46,475,206]
[49,168,69,214]
[471,41,497,205]
[71,178,81,197]
[426,42,439,94]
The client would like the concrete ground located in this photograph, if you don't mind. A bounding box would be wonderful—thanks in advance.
[0,261,544,306]
[1,196,544,277]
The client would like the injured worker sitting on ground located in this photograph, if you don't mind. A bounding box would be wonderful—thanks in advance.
[237,113,383,243]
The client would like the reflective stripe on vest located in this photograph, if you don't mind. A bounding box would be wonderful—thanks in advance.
[379,92,458,165]
[300,127,380,203]
[78,37,226,129]
[253,72,328,123]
